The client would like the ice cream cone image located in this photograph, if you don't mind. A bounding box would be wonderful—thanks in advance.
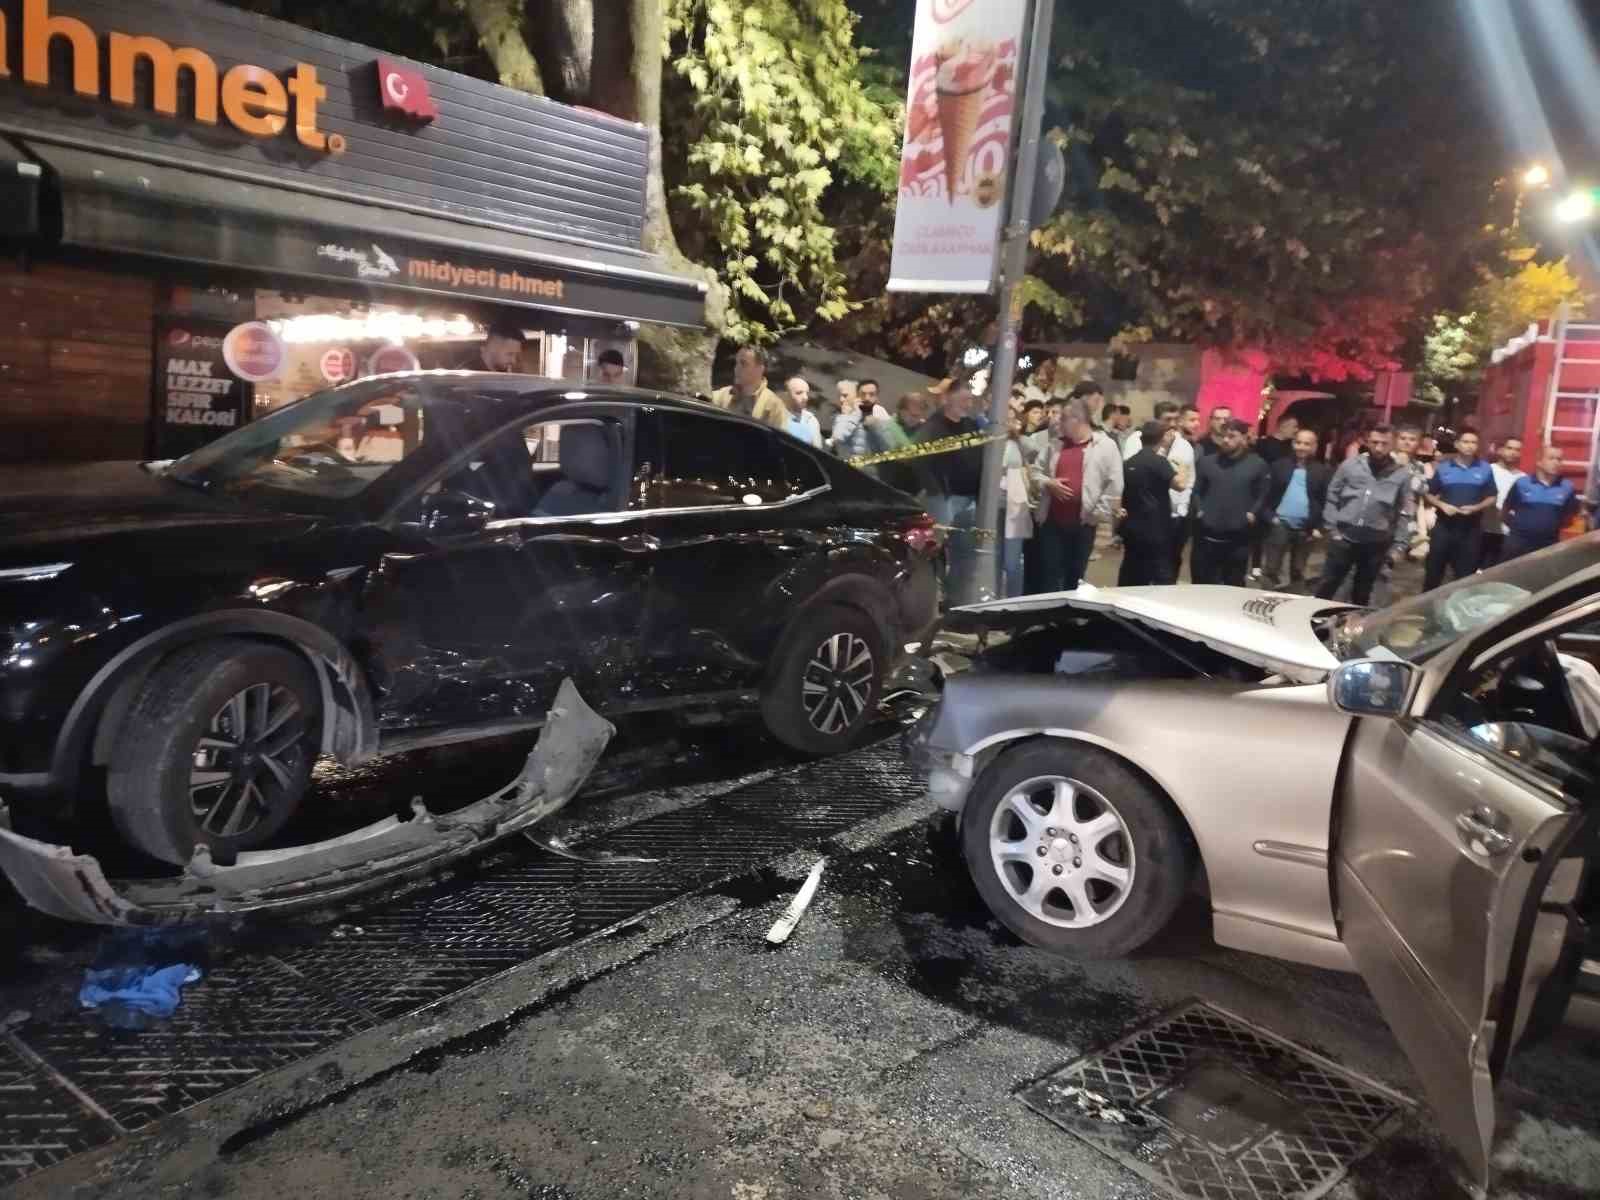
[935,40,995,202]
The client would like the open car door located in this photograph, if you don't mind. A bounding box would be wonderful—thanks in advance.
[1331,570,1600,1190]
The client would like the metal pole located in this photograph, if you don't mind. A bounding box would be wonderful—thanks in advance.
[960,0,1057,606]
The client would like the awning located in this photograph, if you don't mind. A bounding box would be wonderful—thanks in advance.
[13,141,706,329]
[0,139,43,238]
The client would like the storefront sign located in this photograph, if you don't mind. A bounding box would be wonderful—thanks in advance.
[302,235,568,304]
[378,59,436,121]
[0,0,343,153]
[368,344,420,374]
[222,320,285,382]
[0,0,653,252]
[154,317,252,458]
[406,256,565,301]
[887,0,1025,294]
[319,346,356,383]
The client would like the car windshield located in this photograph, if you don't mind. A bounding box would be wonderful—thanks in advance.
[1328,535,1600,663]
[163,376,511,502]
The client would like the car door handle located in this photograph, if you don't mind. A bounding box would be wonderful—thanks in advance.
[1456,806,1515,857]
[617,534,660,554]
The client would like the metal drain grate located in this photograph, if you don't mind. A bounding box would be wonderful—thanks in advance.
[0,1040,114,1187]
[1018,1001,1411,1200]
[0,736,922,1186]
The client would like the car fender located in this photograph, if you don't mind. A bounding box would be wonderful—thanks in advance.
[63,609,379,794]
[929,673,1349,948]
[764,570,901,669]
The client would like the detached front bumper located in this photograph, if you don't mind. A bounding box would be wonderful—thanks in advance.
[0,678,614,926]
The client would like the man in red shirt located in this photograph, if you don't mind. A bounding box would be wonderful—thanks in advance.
[1029,398,1125,592]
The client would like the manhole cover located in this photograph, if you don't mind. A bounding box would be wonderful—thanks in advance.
[1018,1000,1411,1200]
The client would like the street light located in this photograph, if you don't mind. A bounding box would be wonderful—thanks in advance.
[1512,163,1552,229]
[1556,189,1597,224]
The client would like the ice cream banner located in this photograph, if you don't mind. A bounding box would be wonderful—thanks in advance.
[887,0,1025,294]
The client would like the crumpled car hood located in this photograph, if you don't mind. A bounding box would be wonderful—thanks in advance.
[953,584,1347,684]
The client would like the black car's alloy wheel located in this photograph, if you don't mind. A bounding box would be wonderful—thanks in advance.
[763,604,886,755]
[109,640,320,865]
[802,632,876,736]
[189,681,311,842]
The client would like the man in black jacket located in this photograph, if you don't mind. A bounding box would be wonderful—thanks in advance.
[1260,427,1332,592]
[1192,419,1270,585]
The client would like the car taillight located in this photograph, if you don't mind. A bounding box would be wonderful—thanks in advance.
[902,513,942,555]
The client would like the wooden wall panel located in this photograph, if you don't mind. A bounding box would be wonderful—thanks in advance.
[0,261,155,463]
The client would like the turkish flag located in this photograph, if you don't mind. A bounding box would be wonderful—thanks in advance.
[378,59,438,121]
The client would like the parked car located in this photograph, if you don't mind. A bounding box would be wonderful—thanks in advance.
[0,373,939,876]
[916,541,1600,1188]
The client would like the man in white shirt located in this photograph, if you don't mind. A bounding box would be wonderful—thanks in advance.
[1481,436,1524,569]
[782,376,823,448]
[1153,402,1198,579]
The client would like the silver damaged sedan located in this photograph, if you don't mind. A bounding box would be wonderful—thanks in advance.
[918,535,1600,1188]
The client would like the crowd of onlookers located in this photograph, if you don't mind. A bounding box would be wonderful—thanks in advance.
[705,345,1585,606]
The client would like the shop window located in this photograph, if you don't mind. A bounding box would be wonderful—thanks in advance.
[636,413,825,511]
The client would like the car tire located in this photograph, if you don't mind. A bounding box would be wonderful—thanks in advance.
[961,740,1194,959]
[761,604,886,756]
[108,640,321,866]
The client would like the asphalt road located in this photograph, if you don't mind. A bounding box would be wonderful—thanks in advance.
[7,734,1598,1200]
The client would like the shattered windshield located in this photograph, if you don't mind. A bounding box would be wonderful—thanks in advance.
[1328,537,1600,663]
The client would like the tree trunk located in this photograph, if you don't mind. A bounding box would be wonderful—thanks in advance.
[458,0,544,94]
[467,0,719,394]
[620,0,721,393]
[544,0,596,101]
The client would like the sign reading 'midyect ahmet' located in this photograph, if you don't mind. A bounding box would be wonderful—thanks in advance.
[0,0,344,152]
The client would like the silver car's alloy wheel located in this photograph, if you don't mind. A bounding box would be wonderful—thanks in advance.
[802,632,875,735]
[189,682,307,840]
[988,775,1134,929]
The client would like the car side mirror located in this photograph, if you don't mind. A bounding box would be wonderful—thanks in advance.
[422,489,496,534]
[1328,659,1419,719]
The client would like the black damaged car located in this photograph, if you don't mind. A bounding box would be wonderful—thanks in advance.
[0,373,940,877]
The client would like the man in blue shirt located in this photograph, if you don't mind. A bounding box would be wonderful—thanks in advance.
[1423,428,1497,590]
[1501,445,1580,562]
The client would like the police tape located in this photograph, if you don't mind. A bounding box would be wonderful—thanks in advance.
[844,430,1007,469]
[932,523,1001,542]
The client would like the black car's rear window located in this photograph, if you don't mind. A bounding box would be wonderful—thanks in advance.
[640,412,824,510]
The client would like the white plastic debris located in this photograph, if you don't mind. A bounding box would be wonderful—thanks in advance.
[765,858,827,945]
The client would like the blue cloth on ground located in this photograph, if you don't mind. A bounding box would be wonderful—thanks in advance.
[79,964,202,1018]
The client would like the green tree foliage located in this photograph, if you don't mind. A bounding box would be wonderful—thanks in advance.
[1417,254,1592,405]
[1418,313,1481,407]
[663,0,899,344]
[1468,255,1591,349]
[834,0,1500,380]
